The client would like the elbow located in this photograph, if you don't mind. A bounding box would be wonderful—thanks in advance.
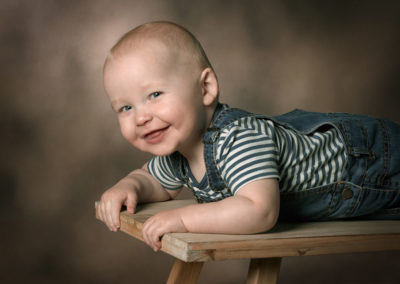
[261,212,279,232]
[251,204,279,233]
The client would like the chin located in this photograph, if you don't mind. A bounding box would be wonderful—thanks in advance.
[133,139,179,156]
[144,146,176,157]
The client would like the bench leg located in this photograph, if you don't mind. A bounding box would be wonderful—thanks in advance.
[246,257,282,284]
[167,259,204,284]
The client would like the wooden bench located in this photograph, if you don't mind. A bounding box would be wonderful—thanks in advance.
[96,199,400,284]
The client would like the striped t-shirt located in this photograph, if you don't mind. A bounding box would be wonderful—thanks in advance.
[147,115,347,201]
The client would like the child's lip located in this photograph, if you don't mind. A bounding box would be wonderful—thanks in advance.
[143,126,170,143]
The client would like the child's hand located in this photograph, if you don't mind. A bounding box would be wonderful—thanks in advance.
[142,209,188,251]
[97,182,138,232]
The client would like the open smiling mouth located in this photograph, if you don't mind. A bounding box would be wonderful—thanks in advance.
[144,126,170,144]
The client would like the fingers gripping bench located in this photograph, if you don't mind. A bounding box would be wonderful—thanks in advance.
[95,199,400,284]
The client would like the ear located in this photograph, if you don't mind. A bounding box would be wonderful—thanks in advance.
[200,68,219,106]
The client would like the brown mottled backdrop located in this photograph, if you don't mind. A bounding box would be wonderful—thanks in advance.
[2,1,400,283]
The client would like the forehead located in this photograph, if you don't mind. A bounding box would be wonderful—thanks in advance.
[103,41,201,98]
[105,45,170,84]
[105,39,199,82]
[123,40,173,68]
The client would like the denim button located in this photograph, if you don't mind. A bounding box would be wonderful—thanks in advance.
[342,188,354,200]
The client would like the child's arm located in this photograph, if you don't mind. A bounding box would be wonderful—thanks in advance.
[142,178,280,251]
[96,163,181,232]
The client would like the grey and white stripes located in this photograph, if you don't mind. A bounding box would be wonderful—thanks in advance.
[212,116,346,194]
[147,116,347,199]
[273,121,346,193]
[147,153,183,190]
[216,117,280,194]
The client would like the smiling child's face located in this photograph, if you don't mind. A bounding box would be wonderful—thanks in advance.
[103,39,216,157]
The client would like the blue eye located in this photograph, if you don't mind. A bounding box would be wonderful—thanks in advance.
[149,92,162,99]
[120,105,132,112]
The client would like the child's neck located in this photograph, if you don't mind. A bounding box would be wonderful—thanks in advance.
[181,141,206,183]
[181,103,218,182]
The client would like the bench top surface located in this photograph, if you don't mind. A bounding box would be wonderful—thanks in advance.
[99,199,400,262]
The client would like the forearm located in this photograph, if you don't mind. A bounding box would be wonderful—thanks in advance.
[142,179,280,250]
[179,195,278,234]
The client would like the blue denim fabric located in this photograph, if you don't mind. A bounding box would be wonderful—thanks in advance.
[202,104,400,220]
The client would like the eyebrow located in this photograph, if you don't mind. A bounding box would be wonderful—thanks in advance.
[140,81,153,90]
[110,100,121,111]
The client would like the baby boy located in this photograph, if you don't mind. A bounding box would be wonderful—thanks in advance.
[97,21,400,251]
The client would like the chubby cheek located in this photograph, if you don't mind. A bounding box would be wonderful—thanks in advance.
[119,121,138,144]
[119,122,151,152]
[180,108,206,136]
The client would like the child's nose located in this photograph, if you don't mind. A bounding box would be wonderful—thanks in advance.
[135,108,152,126]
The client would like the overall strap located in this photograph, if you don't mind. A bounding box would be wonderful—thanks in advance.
[203,104,255,191]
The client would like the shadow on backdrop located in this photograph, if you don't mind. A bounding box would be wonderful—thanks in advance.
[1,0,400,283]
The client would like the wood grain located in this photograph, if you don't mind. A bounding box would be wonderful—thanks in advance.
[166,259,203,284]
[95,199,400,262]
[246,258,281,284]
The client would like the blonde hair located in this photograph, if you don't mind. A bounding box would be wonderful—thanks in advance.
[106,21,213,71]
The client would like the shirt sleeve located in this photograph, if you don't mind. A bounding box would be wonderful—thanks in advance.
[147,155,185,190]
[216,117,280,195]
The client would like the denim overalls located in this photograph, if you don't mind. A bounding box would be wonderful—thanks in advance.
[200,104,400,221]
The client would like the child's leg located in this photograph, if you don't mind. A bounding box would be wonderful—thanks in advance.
[279,116,400,221]
[348,117,400,220]
[360,118,400,219]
